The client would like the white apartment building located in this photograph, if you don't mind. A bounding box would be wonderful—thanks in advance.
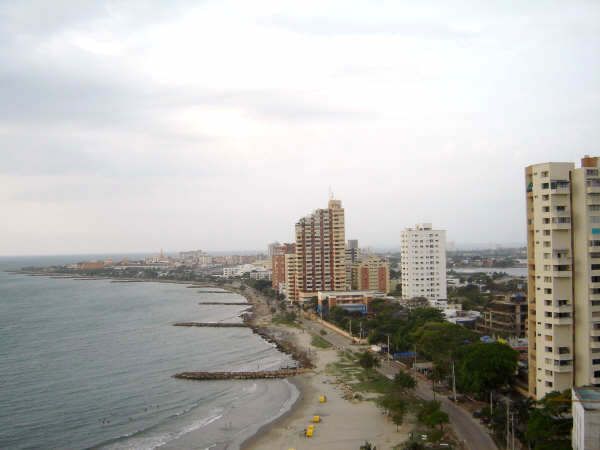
[572,386,600,450]
[400,223,447,304]
[526,156,600,399]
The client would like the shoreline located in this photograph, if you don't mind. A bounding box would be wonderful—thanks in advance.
[239,375,311,450]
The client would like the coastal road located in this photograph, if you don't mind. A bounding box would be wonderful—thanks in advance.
[301,319,498,450]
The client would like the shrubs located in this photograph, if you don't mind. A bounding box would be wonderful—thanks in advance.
[358,351,380,370]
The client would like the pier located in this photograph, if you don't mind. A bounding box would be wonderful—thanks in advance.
[196,290,233,294]
[198,302,250,306]
[173,369,307,380]
[173,322,249,328]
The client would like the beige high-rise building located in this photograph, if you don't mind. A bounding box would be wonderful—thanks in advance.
[292,199,346,302]
[352,255,390,293]
[526,156,600,400]
[284,253,297,301]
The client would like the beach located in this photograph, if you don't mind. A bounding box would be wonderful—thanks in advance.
[242,324,412,450]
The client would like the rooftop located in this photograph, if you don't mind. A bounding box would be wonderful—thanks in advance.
[574,386,600,411]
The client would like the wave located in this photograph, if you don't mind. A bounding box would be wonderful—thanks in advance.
[96,411,223,450]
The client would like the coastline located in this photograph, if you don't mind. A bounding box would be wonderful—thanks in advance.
[6,270,408,449]
[239,375,311,450]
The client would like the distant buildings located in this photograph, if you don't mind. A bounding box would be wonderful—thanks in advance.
[400,223,447,304]
[351,255,390,293]
[292,198,346,302]
[476,293,527,338]
[267,242,281,258]
[526,156,600,399]
[572,386,600,450]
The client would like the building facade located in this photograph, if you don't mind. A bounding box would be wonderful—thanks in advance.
[476,293,527,338]
[351,255,390,293]
[400,223,447,303]
[271,243,296,290]
[345,240,360,289]
[526,156,600,400]
[292,199,346,302]
[317,290,385,315]
[573,386,600,450]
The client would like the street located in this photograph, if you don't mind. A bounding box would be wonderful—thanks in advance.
[302,318,498,450]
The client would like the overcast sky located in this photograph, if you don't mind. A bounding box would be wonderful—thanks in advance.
[1,1,599,255]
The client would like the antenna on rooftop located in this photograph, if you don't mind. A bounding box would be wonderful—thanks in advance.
[328,186,334,200]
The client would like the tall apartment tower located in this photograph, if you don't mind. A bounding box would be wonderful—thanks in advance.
[345,240,360,289]
[271,243,296,290]
[526,156,600,400]
[293,199,346,302]
[400,223,447,303]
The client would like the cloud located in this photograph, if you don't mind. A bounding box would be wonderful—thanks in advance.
[262,15,479,40]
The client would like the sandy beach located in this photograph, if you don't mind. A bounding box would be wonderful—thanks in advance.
[242,325,412,450]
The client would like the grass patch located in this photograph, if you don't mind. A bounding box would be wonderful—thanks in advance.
[352,369,393,394]
[271,314,301,328]
[311,334,332,349]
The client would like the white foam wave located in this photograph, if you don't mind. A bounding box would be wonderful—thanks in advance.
[103,412,223,450]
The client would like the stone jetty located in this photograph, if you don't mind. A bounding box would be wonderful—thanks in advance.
[174,322,249,328]
[173,369,307,380]
[198,302,250,306]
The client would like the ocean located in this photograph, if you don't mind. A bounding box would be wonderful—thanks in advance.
[0,256,297,450]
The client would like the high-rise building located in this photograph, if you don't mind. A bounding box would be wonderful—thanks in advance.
[284,253,297,300]
[292,199,346,302]
[526,156,600,399]
[267,242,281,257]
[400,223,447,304]
[271,243,295,290]
[345,240,360,289]
[351,255,390,293]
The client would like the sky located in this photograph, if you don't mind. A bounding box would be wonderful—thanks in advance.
[1,0,599,255]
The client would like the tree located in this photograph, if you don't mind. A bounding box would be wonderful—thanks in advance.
[393,371,416,391]
[418,401,449,431]
[392,410,404,431]
[359,351,380,370]
[526,390,572,450]
[412,321,476,363]
[455,342,518,395]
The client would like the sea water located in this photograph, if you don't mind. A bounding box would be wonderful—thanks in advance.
[0,256,296,450]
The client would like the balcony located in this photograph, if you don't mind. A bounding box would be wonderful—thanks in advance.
[551,187,570,195]
[553,362,573,373]
[551,254,571,265]
[551,222,571,231]
[591,328,600,337]
[591,340,600,349]
[552,267,572,277]
[547,315,573,326]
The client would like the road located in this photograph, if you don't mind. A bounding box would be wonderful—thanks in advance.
[302,319,498,450]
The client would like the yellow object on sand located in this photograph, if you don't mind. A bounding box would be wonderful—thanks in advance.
[319,395,327,403]
[312,415,321,423]
[305,427,314,437]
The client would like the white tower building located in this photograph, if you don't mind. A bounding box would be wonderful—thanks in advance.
[400,223,447,304]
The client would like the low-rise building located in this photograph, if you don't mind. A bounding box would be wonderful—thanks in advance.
[477,293,527,338]
[249,269,272,281]
[351,255,390,293]
[317,290,385,315]
[573,386,600,450]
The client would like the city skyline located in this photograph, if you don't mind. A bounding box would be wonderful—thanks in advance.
[2,1,599,255]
